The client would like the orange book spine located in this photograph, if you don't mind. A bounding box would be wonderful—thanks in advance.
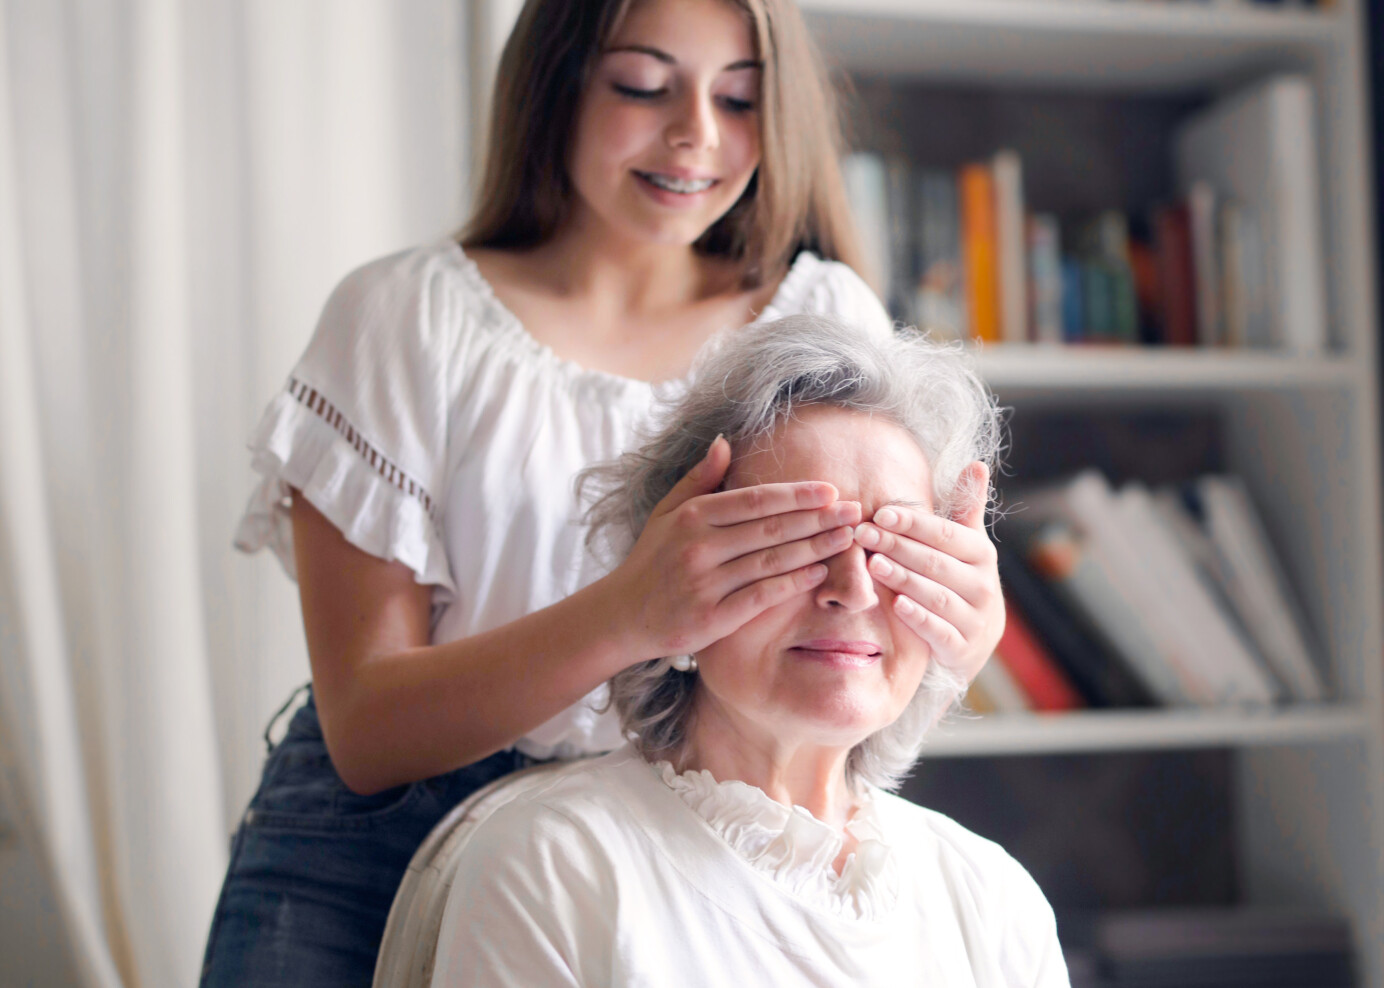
[995,599,1085,711]
[960,163,1000,343]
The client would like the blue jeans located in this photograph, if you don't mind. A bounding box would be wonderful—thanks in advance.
[199,686,533,987]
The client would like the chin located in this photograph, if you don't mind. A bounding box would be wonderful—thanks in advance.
[784,691,894,745]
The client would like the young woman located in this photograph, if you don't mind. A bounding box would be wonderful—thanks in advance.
[200,0,1007,984]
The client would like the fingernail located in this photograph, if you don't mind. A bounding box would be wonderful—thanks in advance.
[831,526,853,545]
[895,595,916,615]
[875,507,900,528]
[855,523,880,548]
[706,433,724,458]
[869,555,894,578]
[807,563,828,583]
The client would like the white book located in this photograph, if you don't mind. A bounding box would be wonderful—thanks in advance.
[1217,200,1249,348]
[1026,520,1193,706]
[1175,75,1327,354]
[974,654,1031,714]
[1188,180,1222,346]
[993,149,1029,343]
[1196,476,1326,702]
[1115,484,1279,706]
[841,152,892,303]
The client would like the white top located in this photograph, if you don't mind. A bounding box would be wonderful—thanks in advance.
[431,747,1070,987]
[234,241,893,757]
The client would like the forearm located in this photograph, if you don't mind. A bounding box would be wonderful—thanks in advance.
[319,574,642,794]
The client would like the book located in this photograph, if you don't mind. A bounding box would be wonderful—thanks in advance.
[959,162,1000,343]
[994,601,1085,711]
[1187,179,1222,345]
[1153,202,1197,346]
[972,652,1032,713]
[997,544,1155,709]
[1028,471,1237,705]
[992,149,1029,343]
[1027,213,1063,344]
[840,151,892,302]
[1093,211,1139,344]
[1175,74,1328,353]
[1217,199,1249,348]
[1060,257,1085,341]
[1026,520,1199,706]
[1189,476,1326,702]
[1114,483,1279,705]
[915,168,966,342]
[885,156,915,323]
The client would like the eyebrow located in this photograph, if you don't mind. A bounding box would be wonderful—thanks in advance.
[605,44,761,71]
[877,498,930,512]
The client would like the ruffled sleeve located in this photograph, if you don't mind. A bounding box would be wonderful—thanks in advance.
[233,245,463,596]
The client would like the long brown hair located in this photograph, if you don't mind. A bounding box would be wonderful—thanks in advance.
[460,0,863,289]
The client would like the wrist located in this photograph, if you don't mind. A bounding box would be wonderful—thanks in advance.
[577,567,658,675]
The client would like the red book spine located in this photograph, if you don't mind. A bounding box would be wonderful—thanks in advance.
[1155,202,1197,346]
[995,599,1085,711]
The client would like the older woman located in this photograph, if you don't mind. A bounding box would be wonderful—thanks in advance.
[429,316,1069,987]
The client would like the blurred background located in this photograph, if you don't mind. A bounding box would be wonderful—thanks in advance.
[1,1,1381,986]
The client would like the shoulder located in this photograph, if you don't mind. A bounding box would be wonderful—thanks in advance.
[877,793,1066,973]
[318,241,491,343]
[463,750,651,862]
[880,791,1040,902]
[764,252,894,339]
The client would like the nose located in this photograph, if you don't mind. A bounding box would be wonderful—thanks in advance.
[813,544,879,613]
[666,87,718,151]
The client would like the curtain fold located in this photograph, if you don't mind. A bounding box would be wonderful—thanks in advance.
[0,2,468,984]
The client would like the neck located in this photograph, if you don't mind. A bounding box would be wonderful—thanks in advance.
[534,209,733,315]
[677,697,859,830]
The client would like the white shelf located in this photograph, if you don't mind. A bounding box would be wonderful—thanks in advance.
[800,0,1342,91]
[972,344,1361,392]
[921,704,1375,757]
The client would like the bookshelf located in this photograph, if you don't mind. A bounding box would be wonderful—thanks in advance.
[471,0,1382,978]
[799,0,1384,981]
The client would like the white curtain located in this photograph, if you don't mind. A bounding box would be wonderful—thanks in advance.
[0,1,470,985]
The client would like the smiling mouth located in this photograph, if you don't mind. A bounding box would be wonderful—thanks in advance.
[791,640,883,668]
[635,171,718,195]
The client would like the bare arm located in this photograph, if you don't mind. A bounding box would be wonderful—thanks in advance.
[292,437,860,794]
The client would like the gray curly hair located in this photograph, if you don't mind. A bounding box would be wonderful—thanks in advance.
[580,314,1003,792]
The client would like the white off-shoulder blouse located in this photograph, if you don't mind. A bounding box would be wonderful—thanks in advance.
[431,746,1070,986]
[234,241,893,758]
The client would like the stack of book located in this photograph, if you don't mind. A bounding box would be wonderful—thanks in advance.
[842,74,1326,353]
[970,470,1325,714]
[1063,908,1355,988]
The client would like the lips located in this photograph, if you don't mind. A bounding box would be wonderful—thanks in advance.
[790,639,883,668]
[634,170,718,195]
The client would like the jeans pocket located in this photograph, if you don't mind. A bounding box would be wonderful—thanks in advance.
[246,735,426,833]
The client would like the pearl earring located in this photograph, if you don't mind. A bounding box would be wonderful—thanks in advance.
[670,654,699,673]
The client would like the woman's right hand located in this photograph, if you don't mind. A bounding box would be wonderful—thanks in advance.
[605,435,861,661]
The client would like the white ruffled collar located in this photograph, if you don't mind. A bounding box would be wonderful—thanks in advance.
[652,761,899,921]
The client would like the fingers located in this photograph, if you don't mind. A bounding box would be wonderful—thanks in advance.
[951,461,991,530]
[718,523,855,589]
[890,594,968,665]
[695,480,839,527]
[863,501,995,568]
[650,435,733,520]
[717,562,830,629]
[698,499,860,567]
[866,553,982,646]
[854,518,989,607]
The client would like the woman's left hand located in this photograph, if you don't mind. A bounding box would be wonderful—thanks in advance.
[851,462,1002,682]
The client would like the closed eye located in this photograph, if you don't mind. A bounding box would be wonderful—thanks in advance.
[613,83,666,100]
